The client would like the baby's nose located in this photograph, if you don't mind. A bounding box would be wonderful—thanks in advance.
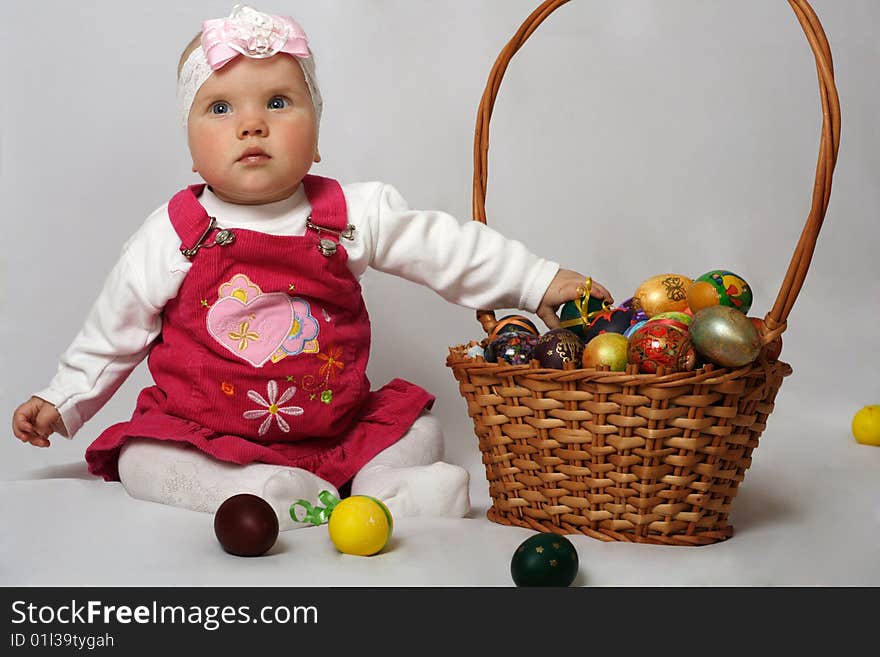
[238,117,268,138]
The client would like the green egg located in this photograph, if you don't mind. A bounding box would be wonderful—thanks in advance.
[510,533,579,587]
[558,296,605,340]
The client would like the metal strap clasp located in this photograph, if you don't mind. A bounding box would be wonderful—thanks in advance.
[180,217,236,260]
[306,217,355,240]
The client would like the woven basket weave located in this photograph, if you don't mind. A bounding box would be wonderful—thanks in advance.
[447,0,840,546]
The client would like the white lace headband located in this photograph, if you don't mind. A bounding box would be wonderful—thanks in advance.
[176,5,323,132]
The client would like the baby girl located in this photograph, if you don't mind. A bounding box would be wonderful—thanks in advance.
[11,5,611,530]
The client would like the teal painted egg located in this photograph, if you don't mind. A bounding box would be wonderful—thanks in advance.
[687,270,753,315]
[623,319,648,339]
[510,533,579,587]
[690,306,761,368]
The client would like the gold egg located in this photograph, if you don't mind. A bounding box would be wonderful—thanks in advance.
[632,274,693,318]
[687,280,720,314]
[581,333,629,371]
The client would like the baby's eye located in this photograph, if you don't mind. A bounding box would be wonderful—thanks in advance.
[211,102,231,115]
[267,96,290,110]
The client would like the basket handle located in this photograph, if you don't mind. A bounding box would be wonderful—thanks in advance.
[472,0,840,344]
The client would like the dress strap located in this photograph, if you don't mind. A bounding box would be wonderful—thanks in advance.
[301,175,351,235]
[167,185,215,256]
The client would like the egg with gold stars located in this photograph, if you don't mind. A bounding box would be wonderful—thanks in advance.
[510,532,580,587]
[535,329,585,369]
[631,273,693,318]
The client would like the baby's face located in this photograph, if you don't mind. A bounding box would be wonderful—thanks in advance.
[187,55,319,204]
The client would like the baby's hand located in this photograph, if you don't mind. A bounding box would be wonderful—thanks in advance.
[12,397,66,448]
[536,269,613,330]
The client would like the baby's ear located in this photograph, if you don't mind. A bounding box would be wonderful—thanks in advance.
[313,149,321,163]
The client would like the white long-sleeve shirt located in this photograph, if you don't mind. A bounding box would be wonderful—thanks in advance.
[35,181,560,438]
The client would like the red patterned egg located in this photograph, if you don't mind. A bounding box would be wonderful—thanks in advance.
[627,322,697,374]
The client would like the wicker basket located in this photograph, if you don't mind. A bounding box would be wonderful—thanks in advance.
[447,0,840,546]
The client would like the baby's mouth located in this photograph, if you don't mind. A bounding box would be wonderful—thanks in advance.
[237,148,271,164]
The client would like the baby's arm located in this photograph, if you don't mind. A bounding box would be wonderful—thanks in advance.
[11,207,180,445]
[360,184,611,322]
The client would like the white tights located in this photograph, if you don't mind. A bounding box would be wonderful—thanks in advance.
[116,411,469,530]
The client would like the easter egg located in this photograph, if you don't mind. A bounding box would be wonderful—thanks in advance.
[559,295,606,341]
[489,314,540,341]
[510,533,579,587]
[621,297,649,324]
[486,330,539,365]
[748,317,783,361]
[623,319,648,339]
[690,306,761,368]
[214,494,279,557]
[582,333,629,371]
[632,274,693,318]
[852,405,880,446]
[582,306,635,343]
[328,495,393,556]
[535,329,585,369]
[687,270,753,315]
[651,311,693,326]
[627,321,696,374]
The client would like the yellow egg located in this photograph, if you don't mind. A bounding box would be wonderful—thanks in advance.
[632,274,693,318]
[327,496,393,556]
[852,405,880,446]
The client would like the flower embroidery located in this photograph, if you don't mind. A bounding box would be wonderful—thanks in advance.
[229,320,260,351]
[281,299,320,355]
[218,273,263,304]
[243,380,304,436]
[320,390,333,405]
[221,382,235,396]
[316,346,345,382]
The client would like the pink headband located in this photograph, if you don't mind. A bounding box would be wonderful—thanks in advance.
[177,5,323,129]
[201,4,309,68]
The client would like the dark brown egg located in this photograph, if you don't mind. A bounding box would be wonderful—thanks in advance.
[214,494,279,557]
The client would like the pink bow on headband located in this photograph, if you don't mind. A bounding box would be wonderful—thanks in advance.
[201,4,310,70]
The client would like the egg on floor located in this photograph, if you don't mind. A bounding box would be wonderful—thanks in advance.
[213,493,279,557]
[510,533,580,587]
[327,495,393,556]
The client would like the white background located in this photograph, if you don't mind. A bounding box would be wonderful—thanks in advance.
[1,0,878,586]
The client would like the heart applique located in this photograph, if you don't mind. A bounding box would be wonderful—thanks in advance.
[207,292,294,367]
